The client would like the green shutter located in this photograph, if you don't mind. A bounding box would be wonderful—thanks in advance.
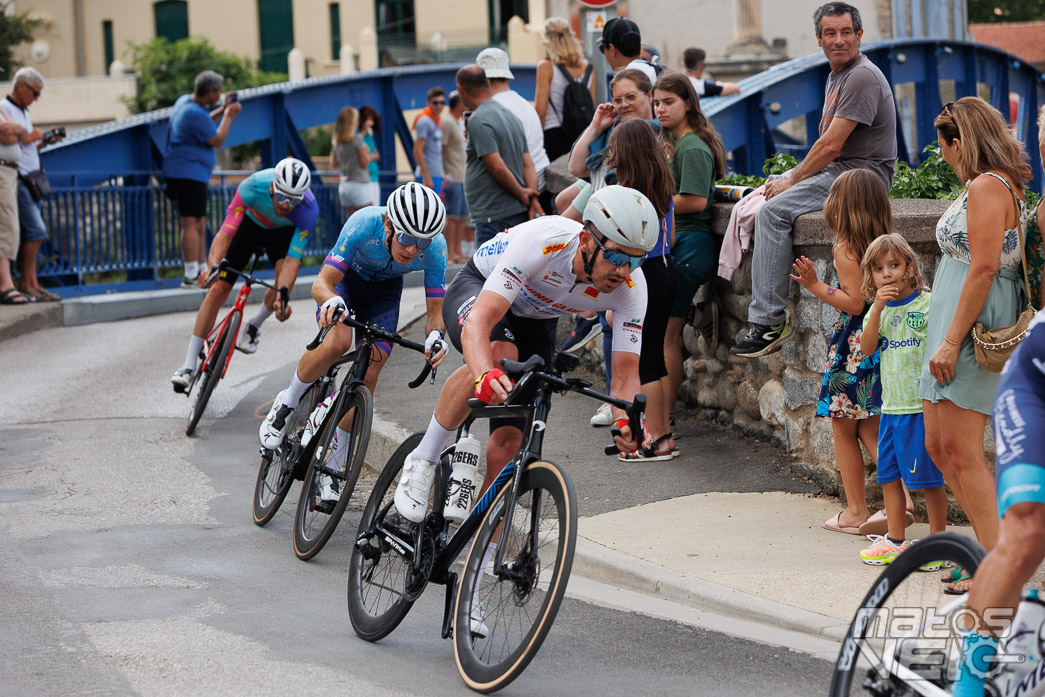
[102,20,114,73]
[329,3,341,61]
[258,0,295,74]
[154,1,189,43]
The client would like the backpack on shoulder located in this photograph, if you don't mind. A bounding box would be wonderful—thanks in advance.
[554,63,596,145]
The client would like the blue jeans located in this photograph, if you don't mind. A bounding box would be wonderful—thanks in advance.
[16,180,47,243]
[474,212,529,247]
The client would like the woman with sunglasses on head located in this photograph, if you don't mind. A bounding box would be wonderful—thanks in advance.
[653,73,726,442]
[171,157,318,390]
[259,182,450,460]
[917,98,1031,588]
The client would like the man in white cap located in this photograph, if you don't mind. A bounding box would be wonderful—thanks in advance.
[476,48,551,211]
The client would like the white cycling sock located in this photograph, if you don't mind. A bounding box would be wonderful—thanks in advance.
[473,541,498,594]
[184,261,199,280]
[414,414,456,463]
[248,304,273,329]
[282,371,312,409]
[182,335,205,371]
[329,427,351,471]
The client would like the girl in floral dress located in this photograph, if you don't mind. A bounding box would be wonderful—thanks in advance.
[791,169,898,535]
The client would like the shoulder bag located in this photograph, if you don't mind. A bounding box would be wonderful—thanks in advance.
[21,168,52,201]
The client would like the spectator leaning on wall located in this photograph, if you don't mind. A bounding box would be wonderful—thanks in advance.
[729,1,896,358]
[162,70,242,289]
[1,67,63,302]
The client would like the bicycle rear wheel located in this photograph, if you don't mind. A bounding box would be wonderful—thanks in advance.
[252,381,326,526]
[829,532,987,697]
[454,459,577,694]
[347,432,425,642]
[292,384,372,560]
[185,314,237,437]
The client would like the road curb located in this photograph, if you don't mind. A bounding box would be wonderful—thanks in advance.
[0,301,63,343]
[571,536,850,643]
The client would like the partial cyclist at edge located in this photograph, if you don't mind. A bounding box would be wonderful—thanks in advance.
[170,157,317,391]
[948,310,1045,697]
[391,184,656,525]
[259,182,449,504]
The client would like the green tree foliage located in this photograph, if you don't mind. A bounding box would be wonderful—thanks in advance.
[125,36,285,114]
[969,0,1045,23]
[889,143,965,200]
[0,1,44,78]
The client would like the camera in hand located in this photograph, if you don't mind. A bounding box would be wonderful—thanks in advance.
[227,92,238,104]
[42,127,66,145]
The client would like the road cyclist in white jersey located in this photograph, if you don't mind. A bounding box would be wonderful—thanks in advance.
[391,184,659,528]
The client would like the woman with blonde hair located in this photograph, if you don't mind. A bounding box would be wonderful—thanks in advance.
[330,106,376,219]
[919,96,1031,591]
[535,17,596,160]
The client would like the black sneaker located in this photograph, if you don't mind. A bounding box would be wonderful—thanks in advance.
[729,322,794,358]
[560,315,603,353]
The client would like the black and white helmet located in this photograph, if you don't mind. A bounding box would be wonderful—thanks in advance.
[386,182,446,239]
[273,157,311,197]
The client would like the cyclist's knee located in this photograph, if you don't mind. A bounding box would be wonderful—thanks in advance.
[1000,504,1045,563]
[487,427,522,468]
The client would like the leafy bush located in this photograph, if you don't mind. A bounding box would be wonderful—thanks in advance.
[718,152,801,189]
[0,1,43,77]
[889,142,964,200]
[125,36,286,114]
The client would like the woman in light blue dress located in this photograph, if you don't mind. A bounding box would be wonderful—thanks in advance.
[919,97,1031,563]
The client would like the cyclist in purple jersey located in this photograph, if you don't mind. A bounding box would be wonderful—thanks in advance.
[259,183,449,463]
[171,158,315,391]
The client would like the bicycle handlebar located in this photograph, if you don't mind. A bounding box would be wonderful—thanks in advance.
[205,259,289,306]
[305,308,439,388]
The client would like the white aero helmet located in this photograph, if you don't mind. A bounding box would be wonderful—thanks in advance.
[273,157,311,197]
[582,185,659,252]
[386,182,446,238]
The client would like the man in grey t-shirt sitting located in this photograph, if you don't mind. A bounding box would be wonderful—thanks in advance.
[456,64,541,246]
[731,1,897,358]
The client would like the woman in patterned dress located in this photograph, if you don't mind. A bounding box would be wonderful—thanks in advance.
[919,97,1031,557]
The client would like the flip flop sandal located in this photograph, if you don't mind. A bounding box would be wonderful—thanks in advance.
[943,572,973,595]
[941,565,964,584]
[667,432,680,458]
[0,288,33,304]
[618,434,675,462]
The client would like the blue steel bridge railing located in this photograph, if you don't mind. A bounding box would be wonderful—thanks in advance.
[36,170,401,294]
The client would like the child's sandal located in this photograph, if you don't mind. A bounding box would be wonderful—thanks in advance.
[619,434,675,462]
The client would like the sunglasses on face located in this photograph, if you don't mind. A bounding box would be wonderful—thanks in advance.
[273,191,303,208]
[431,100,445,106]
[395,231,432,250]
[27,85,40,98]
[590,230,645,271]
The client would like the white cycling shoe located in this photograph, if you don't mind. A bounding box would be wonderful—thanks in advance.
[393,453,437,523]
[259,390,295,450]
[470,600,489,638]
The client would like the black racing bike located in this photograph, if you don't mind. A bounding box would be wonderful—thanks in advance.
[251,308,441,561]
[346,350,645,693]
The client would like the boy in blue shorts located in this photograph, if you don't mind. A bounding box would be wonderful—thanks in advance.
[858,234,948,567]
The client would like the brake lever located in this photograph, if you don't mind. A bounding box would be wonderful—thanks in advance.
[407,339,442,389]
[306,307,344,351]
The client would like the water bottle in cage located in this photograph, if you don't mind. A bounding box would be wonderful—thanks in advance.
[444,429,481,524]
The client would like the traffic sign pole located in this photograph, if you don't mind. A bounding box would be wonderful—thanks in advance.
[580,5,617,104]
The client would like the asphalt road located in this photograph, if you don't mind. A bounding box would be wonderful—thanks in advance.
[0,310,833,696]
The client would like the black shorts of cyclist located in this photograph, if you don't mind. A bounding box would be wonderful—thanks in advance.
[218,217,295,284]
[325,273,403,356]
[165,178,208,218]
[443,260,557,436]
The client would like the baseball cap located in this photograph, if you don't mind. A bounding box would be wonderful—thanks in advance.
[476,48,514,80]
[601,17,641,56]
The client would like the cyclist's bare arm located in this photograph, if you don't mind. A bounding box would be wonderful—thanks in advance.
[423,297,448,367]
[461,290,514,404]
[272,257,300,320]
[608,350,642,452]
[311,265,347,328]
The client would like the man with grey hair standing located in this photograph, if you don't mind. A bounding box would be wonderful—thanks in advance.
[1,67,62,302]
[163,70,242,288]
[730,1,896,358]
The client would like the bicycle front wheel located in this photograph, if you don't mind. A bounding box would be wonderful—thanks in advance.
[252,381,326,526]
[347,432,424,642]
[454,459,577,694]
[292,384,372,560]
[829,532,987,697]
[185,314,237,437]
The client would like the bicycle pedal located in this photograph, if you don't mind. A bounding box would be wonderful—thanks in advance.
[310,500,336,514]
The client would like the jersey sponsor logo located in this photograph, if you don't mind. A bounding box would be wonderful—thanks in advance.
[583,287,600,300]
[622,321,642,331]
[906,312,926,330]
[624,276,635,289]
[476,238,510,258]
[330,254,346,264]
[885,337,921,350]
[995,388,1027,466]
[500,267,522,290]
[542,242,568,255]
[541,270,565,287]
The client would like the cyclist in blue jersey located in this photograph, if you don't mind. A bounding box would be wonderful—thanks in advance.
[170,158,317,391]
[950,309,1045,697]
[259,182,449,473]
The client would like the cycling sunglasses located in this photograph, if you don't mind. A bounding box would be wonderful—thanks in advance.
[273,190,303,208]
[395,230,432,250]
[590,230,645,271]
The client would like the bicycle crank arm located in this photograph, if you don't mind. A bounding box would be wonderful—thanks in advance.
[440,572,458,640]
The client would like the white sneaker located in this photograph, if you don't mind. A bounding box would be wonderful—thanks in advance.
[470,600,489,638]
[318,474,341,505]
[393,453,437,523]
[236,324,260,354]
[590,403,613,427]
[259,390,295,450]
[170,367,193,393]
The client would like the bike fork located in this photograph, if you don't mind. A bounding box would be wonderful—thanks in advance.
[441,571,458,639]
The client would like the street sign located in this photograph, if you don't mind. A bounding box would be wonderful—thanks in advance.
[576,0,620,7]
[585,11,607,32]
